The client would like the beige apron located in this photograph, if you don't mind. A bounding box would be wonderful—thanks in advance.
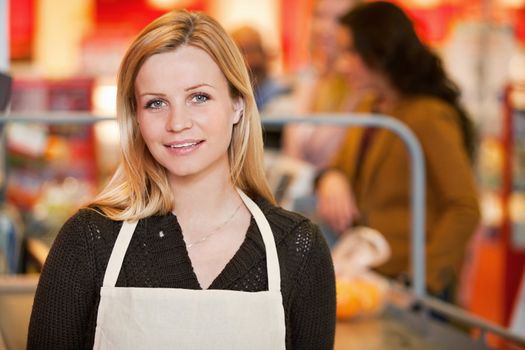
[93,190,286,350]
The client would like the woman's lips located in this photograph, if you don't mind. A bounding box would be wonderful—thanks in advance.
[165,140,205,155]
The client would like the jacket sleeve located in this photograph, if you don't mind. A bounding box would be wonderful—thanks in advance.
[290,220,336,349]
[27,210,97,349]
[409,105,481,293]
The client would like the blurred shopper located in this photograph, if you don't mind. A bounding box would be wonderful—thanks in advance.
[231,26,293,150]
[231,26,292,113]
[28,10,335,349]
[283,0,365,169]
[316,1,481,298]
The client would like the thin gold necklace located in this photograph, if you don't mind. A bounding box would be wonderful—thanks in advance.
[185,203,243,249]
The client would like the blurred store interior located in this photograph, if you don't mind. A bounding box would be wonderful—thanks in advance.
[1,0,525,349]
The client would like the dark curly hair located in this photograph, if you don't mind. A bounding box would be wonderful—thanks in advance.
[340,1,476,161]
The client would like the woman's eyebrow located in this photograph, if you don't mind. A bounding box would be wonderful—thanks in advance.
[185,83,215,91]
[137,92,167,97]
[137,83,216,97]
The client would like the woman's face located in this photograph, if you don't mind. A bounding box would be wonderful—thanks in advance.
[135,45,243,184]
[337,27,383,91]
[311,0,355,61]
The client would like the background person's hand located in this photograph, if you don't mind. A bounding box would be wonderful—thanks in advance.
[317,170,359,233]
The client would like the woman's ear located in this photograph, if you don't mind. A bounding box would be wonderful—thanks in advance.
[232,97,245,124]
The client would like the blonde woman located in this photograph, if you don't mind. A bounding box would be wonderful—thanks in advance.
[28,11,335,349]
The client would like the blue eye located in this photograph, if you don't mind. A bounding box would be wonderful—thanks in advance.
[191,93,210,104]
[144,99,166,110]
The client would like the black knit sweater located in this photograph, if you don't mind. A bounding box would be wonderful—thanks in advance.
[27,197,336,349]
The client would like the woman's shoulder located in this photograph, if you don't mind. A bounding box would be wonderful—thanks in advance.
[56,207,121,243]
[397,95,459,127]
[400,95,457,117]
[256,197,311,227]
[73,207,118,226]
[255,196,324,246]
[43,208,120,271]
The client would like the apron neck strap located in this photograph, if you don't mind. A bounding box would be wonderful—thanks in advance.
[102,220,138,287]
[102,190,281,292]
[237,189,281,292]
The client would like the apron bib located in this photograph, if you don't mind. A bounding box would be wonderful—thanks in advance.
[93,190,286,350]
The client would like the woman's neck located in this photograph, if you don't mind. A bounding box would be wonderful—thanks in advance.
[170,171,240,222]
[313,52,339,77]
[374,82,401,114]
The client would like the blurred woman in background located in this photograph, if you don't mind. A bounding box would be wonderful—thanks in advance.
[317,1,480,298]
[282,0,364,169]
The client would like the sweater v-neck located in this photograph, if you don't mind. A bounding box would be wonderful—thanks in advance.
[161,206,267,291]
[173,213,263,290]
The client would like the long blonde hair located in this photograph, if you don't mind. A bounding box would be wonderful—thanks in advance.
[90,10,275,221]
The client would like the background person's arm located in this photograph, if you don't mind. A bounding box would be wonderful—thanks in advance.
[317,169,360,233]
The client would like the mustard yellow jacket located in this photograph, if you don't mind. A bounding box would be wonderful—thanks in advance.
[331,96,481,293]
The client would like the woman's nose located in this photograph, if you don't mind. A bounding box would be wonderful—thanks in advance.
[166,107,193,132]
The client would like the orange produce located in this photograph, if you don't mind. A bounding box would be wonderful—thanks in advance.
[336,277,384,320]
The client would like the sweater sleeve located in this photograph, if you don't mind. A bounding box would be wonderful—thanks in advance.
[27,210,97,349]
[290,221,336,349]
[409,105,481,293]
